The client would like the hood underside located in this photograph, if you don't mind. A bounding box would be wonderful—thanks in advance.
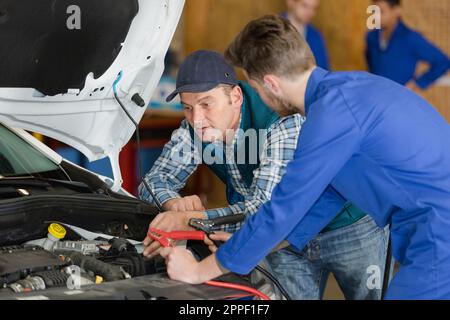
[0,0,138,96]
[0,0,185,189]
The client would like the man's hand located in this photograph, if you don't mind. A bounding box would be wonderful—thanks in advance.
[143,210,206,257]
[204,232,232,253]
[163,195,205,212]
[160,247,225,284]
[160,247,202,284]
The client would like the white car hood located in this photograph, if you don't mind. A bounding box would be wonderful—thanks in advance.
[0,0,184,189]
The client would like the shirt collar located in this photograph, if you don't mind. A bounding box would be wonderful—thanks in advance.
[305,66,329,115]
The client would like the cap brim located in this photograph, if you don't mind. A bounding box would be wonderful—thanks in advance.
[166,82,225,102]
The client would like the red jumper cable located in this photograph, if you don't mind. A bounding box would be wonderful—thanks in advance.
[147,228,270,300]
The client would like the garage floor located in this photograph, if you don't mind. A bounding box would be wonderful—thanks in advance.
[324,275,345,300]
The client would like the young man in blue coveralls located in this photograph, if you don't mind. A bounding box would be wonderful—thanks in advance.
[158,15,450,300]
[366,0,450,91]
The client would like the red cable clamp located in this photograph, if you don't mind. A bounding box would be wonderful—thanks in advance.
[148,228,205,247]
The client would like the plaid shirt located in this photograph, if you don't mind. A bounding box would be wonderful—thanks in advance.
[139,114,306,233]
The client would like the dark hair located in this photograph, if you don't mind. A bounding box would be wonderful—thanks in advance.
[374,0,401,7]
[225,15,316,82]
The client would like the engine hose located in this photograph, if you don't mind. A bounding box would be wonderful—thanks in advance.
[34,270,70,288]
[60,252,124,282]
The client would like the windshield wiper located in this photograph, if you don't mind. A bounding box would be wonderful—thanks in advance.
[0,176,92,193]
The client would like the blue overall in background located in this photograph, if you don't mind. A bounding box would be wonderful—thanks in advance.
[216,67,450,299]
[305,24,330,70]
[366,19,450,89]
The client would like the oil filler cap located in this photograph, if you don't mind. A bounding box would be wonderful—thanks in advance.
[48,223,66,240]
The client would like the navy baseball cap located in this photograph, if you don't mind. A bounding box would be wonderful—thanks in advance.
[166,50,239,102]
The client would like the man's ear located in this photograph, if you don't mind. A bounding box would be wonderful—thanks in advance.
[263,75,282,96]
[231,85,244,107]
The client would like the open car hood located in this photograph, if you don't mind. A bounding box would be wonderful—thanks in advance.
[0,0,184,189]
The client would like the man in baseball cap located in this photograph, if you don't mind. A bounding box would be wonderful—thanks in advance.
[165,50,239,102]
[139,50,388,300]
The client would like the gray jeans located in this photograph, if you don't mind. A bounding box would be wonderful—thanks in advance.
[265,215,390,300]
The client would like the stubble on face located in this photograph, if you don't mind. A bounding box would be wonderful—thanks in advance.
[262,86,298,117]
[247,75,300,117]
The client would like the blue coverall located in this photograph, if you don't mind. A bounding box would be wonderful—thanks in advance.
[366,19,450,89]
[216,67,450,299]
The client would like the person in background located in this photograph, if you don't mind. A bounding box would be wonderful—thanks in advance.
[282,0,330,70]
[366,0,450,91]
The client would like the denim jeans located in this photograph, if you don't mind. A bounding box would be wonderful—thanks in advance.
[265,215,390,300]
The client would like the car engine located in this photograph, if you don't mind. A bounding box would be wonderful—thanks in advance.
[0,223,166,294]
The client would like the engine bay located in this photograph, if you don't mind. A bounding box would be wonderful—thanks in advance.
[0,192,275,300]
[0,223,166,294]
[0,222,270,301]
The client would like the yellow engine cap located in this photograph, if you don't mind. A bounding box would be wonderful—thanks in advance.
[48,223,66,239]
[95,276,104,284]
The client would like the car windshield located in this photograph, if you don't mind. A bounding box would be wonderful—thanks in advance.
[0,124,66,179]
